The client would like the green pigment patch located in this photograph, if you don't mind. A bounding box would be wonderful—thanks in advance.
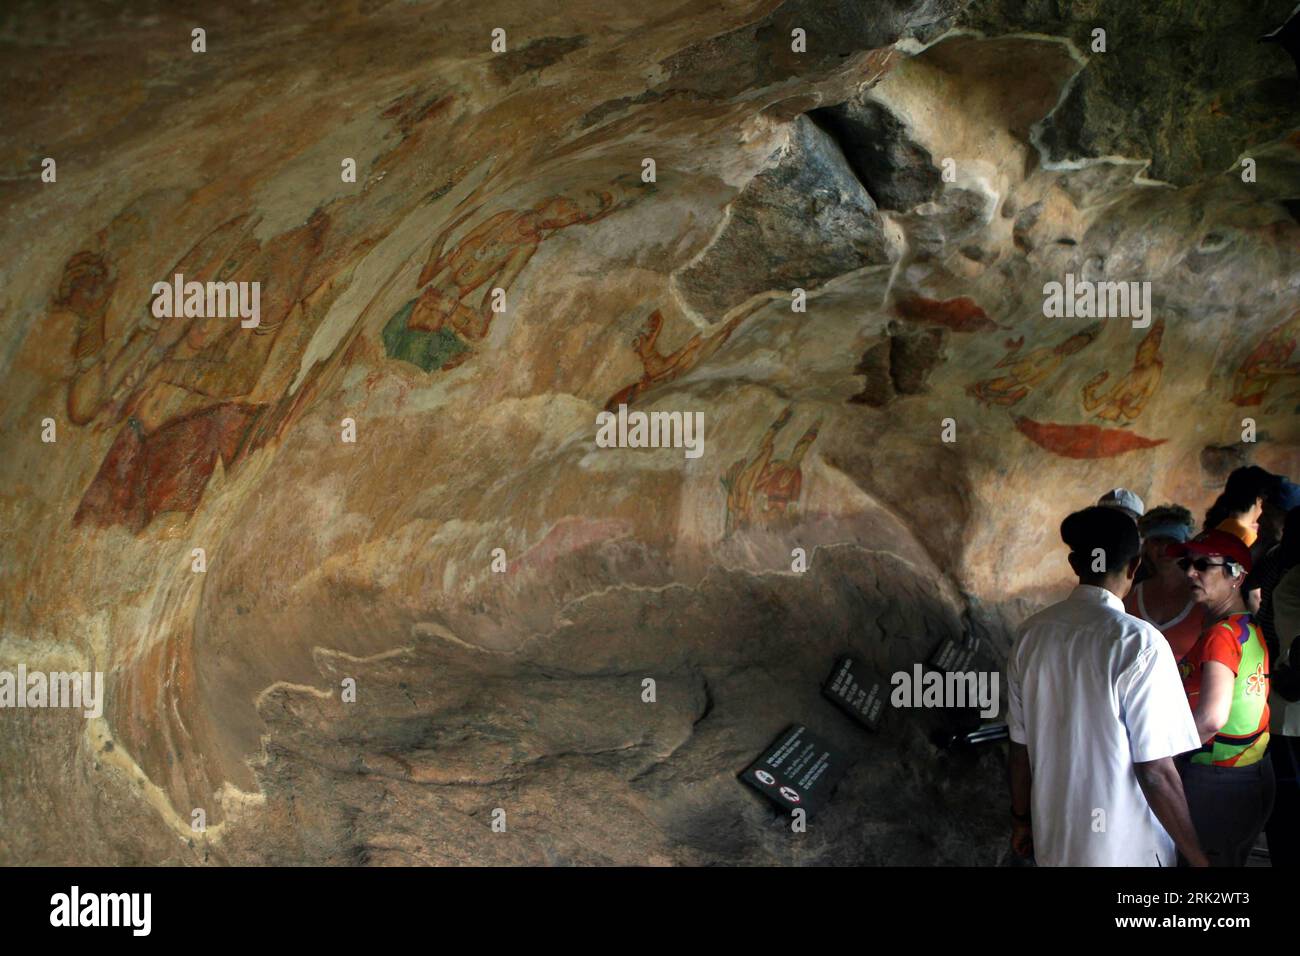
[382,299,471,372]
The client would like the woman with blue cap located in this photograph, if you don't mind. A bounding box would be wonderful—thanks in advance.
[1125,504,1201,660]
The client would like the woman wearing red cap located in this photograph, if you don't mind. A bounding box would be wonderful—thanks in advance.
[1173,530,1275,866]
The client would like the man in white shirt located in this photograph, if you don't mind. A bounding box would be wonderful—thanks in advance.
[1007,506,1208,866]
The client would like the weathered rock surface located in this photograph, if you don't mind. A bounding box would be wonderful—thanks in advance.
[0,0,1298,865]
[962,0,1300,185]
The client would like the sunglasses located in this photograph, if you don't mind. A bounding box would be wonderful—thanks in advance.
[1176,557,1230,573]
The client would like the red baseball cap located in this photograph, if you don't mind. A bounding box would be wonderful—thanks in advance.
[1169,529,1253,573]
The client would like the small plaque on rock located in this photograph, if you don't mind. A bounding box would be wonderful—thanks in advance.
[739,724,846,815]
[821,656,885,730]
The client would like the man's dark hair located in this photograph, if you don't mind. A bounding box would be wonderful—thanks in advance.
[1061,506,1141,583]
[1204,466,1281,530]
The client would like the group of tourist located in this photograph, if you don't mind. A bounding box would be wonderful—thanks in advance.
[1006,468,1300,866]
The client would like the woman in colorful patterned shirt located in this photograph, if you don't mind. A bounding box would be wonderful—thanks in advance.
[1172,530,1275,866]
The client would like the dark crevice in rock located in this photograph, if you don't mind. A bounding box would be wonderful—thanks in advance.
[849,322,946,407]
[693,675,714,727]
[807,100,942,212]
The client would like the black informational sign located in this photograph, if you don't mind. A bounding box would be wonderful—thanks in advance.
[928,632,980,673]
[739,724,846,815]
[925,632,986,740]
[821,656,885,730]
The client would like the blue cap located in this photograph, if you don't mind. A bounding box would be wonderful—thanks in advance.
[1141,520,1192,543]
[1098,488,1144,518]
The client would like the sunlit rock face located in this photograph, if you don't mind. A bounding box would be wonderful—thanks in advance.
[0,0,1297,865]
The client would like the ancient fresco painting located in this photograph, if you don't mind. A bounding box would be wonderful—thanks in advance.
[385,181,648,373]
[604,298,767,411]
[1081,317,1164,423]
[1232,309,1300,408]
[60,206,334,530]
[966,320,1172,458]
[966,324,1101,407]
[1013,416,1168,459]
[894,294,1001,333]
[721,407,822,535]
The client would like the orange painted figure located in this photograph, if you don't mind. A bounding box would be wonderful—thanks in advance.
[1081,318,1164,422]
[57,249,118,426]
[1232,310,1300,407]
[722,407,822,534]
[967,324,1102,407]
[65,210,330,426]
[411,189,628,344]
[604,299,767,412]
[58,204,335,530]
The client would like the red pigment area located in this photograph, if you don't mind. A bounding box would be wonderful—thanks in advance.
[894,295,998,332]
[1014,417,1167,459]
[74,403,262,532]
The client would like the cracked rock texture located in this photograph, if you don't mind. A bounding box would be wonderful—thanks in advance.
[0,0,1298,864]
